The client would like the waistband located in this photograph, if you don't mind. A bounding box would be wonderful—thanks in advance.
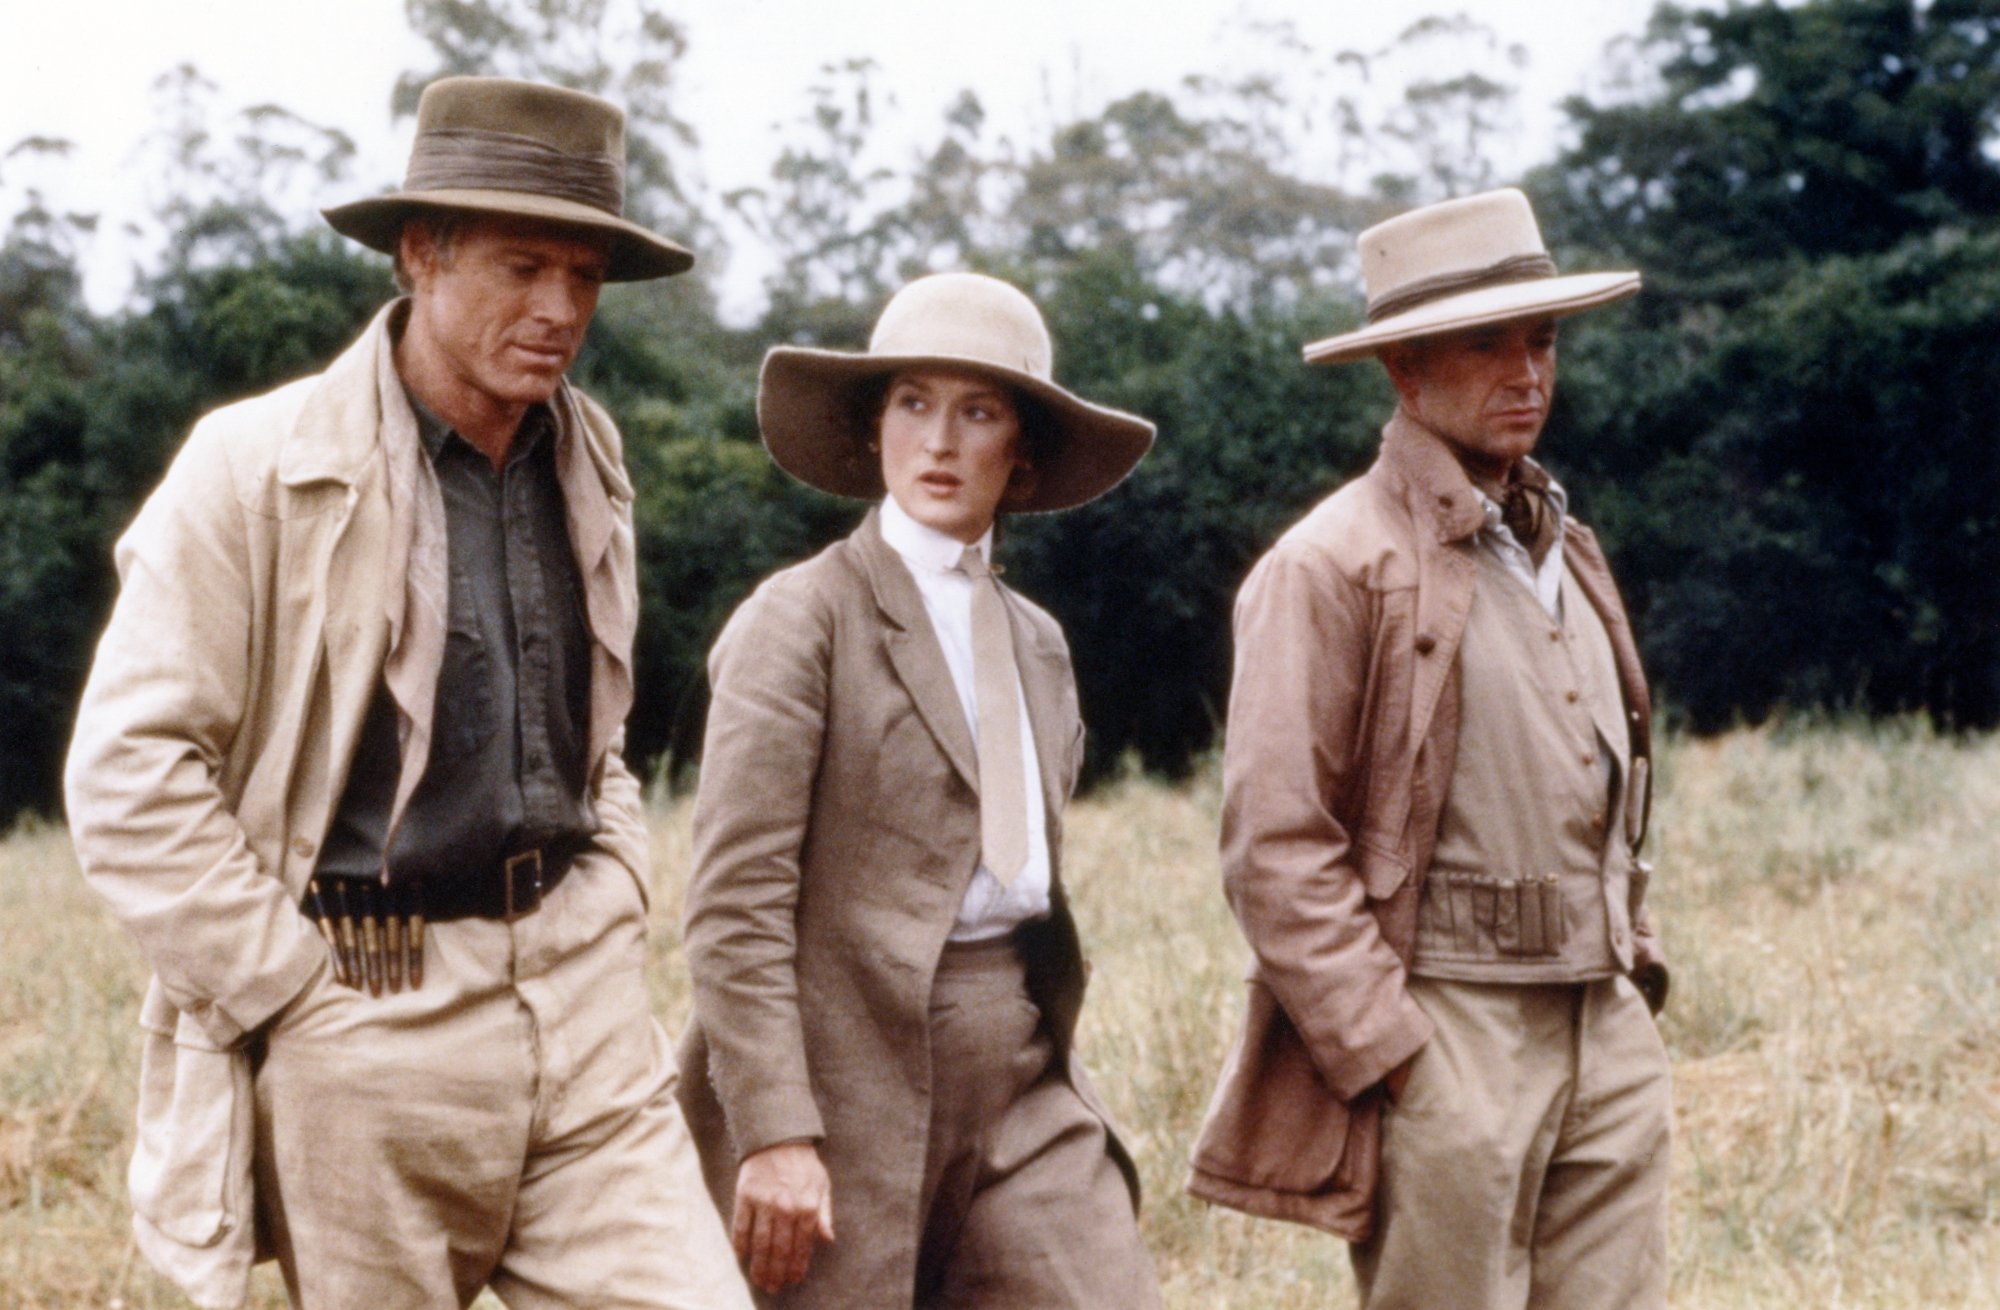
[305,837,588,926]
[937,934,1027,974]
[298,840,588,995]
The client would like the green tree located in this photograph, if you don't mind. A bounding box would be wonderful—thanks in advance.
[137,63,359,273]
[1003,253,1387,776]
[1539,0,2000,303]
[0,76,388,818]
[0,159,105,818]
[1533,0,2000,729]
[728,58,902,315]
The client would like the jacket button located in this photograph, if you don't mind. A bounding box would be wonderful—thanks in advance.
[292,837,315,858]
[1566,689,1580,703]
[1415,634,1436,655]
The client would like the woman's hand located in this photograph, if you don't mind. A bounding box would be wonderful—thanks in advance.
[732,1140,835,1292]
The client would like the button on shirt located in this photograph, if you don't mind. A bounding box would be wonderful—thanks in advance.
[878,496,1053,941]
[1468,463,1617,799]
[313,397,597,890]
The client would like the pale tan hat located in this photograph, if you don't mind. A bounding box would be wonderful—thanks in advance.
[324,76,693,282]
[758,273,1155,513]
[1302,188,1638,364]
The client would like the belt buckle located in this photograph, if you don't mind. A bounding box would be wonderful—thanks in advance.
[503,849,544,922]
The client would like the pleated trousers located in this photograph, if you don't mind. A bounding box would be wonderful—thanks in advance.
[252,854,752,1310]
[1352,974,1671,1310]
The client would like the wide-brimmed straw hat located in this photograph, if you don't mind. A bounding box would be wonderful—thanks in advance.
[758,273,1155,513]
[1302,188,1638,365]
[323,76,692,282]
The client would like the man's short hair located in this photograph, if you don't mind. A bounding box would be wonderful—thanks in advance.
[392,210,470,294]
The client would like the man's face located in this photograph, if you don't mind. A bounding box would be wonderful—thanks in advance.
[399,214,612,420]
[1383,316,1558,480]
[878,368,1033,544]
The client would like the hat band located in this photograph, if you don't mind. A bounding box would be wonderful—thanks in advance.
[404,127,624,216]
[1365,252,1559,324]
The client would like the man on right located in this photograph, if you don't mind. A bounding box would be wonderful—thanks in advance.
[1188,187,1672,1309]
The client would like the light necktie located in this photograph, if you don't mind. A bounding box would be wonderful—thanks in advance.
[958,546,1028,885]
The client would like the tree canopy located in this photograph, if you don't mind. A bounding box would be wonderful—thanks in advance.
[2,0,1995,819]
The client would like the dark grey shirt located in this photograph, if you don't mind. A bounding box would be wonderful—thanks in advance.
[314,397,597,890]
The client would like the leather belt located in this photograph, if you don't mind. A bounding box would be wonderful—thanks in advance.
[298,842,586,995]
[417,841,584,922]
[304,839,585,925]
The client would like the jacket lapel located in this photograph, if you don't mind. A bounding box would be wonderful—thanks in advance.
[553,385,637,767]
[1563,520,1654,846]
[1386,413,1482,766]
[1007,595,1072,817]
[274,304,403,834]
[1563,523,1652,761]
[853,512,981,794]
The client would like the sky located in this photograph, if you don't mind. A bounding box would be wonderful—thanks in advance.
[0,0,1662,319]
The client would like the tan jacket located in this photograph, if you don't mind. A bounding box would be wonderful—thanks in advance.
[677,510,1137,1308]
[1186,412,1663,1242]
[63,303,649,1308]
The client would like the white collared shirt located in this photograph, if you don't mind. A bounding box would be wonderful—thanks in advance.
[878,496,1053,940]
[1471,462,1570,619]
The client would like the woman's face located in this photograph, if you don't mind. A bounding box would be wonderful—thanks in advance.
[877,368,1035,543]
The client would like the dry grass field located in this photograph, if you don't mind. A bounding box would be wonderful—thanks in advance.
[3,720,1996,1307]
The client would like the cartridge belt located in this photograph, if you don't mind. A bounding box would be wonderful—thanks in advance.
[300,840,588,994]
[304,840,586,925]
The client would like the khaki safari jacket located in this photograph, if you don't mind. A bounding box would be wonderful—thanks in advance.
[1187,412,1665,1242]
[63,303,649,1308]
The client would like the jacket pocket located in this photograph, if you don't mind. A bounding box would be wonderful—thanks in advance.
[129,985,254,1250]
[1191,980,1355,1193]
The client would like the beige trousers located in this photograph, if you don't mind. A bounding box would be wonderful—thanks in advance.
[1352,975,1671,1310]
[251,854,751,1310]
[912,939,1161,1310]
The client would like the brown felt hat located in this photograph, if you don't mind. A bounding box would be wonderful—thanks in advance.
[1302,188,1639,364]
[323,76,692,281]
[758,273,1155,513]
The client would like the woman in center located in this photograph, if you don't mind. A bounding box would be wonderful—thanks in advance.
[677,272,1162,1308]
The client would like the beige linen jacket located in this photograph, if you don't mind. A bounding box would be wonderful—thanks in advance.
[677,510,1138,1309]
[1186,412,1663,1242]
[63,303,649,1309]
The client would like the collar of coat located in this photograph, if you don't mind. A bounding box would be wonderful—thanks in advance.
[845,506,1073,819]
[263,298,638,799]
[270,299,634,504]
[1377,407,1655,841]
[1378,406,1555,549]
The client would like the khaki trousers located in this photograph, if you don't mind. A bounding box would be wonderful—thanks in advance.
[251,854,751,1310]
[912,939,1161,1310]
[1352,975,1670,1310]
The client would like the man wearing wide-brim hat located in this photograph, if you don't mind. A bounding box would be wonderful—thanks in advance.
[66,76,749,1309]
[1188,188,1672,1308]
[677,272,1165,1307]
